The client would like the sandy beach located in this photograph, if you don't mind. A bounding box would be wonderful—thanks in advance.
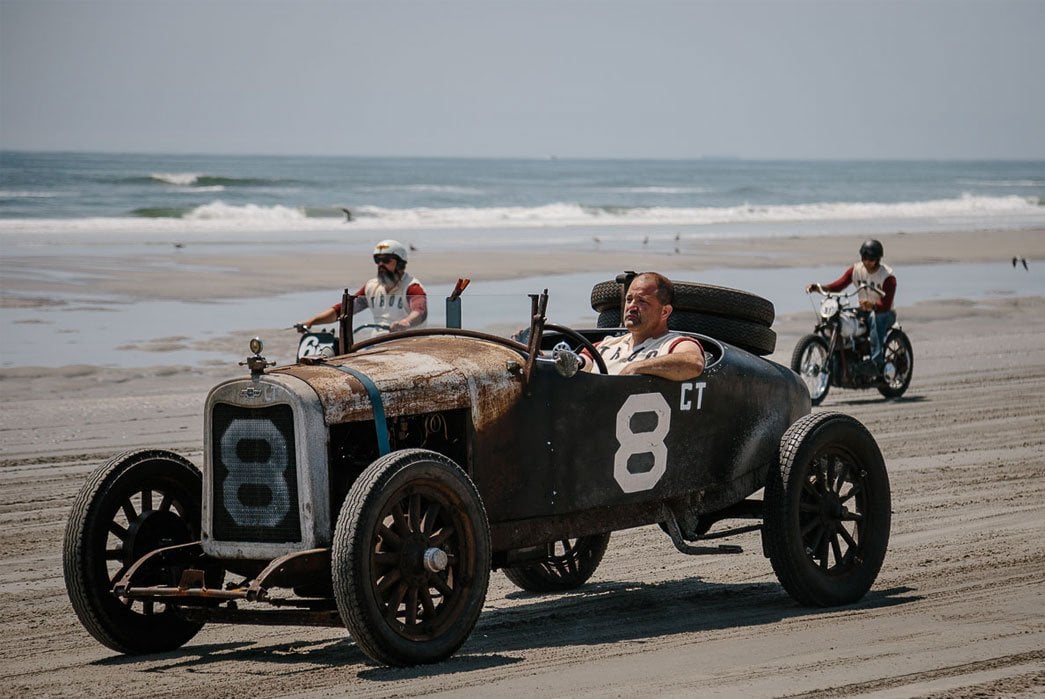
[1,228,1043,696]
[4,227,1044,304]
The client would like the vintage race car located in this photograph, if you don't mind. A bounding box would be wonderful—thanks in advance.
[64,279,891,666]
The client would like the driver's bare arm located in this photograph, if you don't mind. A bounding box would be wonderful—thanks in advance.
[618,340,705,381]
[578,348,596,372]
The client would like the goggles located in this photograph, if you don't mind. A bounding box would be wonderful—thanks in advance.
[374,255,397,264]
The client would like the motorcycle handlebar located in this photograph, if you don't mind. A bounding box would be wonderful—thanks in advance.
[806,282,884,298]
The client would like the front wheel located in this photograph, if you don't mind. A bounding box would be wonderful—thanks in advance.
[763,413,891,606]
[878,329,913,399]
[791,334,831,405]
[503,533,611,593]
[63,449,206,654]
[332,449,491,666]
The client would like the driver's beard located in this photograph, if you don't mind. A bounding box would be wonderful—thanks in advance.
[378,269,401,288]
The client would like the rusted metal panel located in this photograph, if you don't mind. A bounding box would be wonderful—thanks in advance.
[276,336,524,432]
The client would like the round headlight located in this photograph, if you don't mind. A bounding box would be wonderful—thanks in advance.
[249,337,264,355]
[819,297,839,319]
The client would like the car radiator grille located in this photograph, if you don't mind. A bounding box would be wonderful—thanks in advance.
[211,403,302,543]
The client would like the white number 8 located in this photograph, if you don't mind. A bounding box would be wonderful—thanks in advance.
[614,393,670,493]
[220,418,292,527]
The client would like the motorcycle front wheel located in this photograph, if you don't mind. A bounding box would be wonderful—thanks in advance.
[878,329,913,399]
[791,334,831,406]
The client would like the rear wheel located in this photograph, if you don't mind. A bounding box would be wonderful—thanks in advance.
[878,329,913,399]
[791,334,831,405]
[763,413,891,606]
[503,533,611,593]
[332,449,491,666]
[63,449,206,654]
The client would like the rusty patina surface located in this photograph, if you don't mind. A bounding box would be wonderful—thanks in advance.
[275,336,524,431]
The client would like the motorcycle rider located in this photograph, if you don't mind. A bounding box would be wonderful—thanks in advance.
[298,239,428,333]
[806,239,896,368]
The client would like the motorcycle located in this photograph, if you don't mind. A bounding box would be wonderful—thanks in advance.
[791,284,913,405]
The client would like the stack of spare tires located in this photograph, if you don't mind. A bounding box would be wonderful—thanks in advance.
[590,276,777,356]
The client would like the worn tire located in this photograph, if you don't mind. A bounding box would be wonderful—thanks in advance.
[791,334,832,406]
[332,449,491,666]
[503,533,611,593]
[63,449,205,654]
[763,413,891,606]
[597,308,776,356]
[878,329,913,399]
[591,279,775,326]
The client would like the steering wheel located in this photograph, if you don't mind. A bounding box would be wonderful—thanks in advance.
[544,323,608,374]
[354,323,392,333]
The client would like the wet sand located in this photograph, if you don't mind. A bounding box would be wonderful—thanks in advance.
[3,227,1043,303]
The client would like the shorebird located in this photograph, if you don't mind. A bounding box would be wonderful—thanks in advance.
[1013,256,1029,270]
[339,207,353,222]
[173,242,184,249]
[409,243,418,252]
[642,236,649,246]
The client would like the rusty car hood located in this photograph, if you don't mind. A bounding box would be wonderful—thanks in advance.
[274,335,524,429]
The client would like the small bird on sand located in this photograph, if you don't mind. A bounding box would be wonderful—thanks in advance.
[339,207,353,222]
[593,236,602,246]
[674,232,681,242]
[642,236,649,246]
[173,242,184,249]
[409,243,418,252]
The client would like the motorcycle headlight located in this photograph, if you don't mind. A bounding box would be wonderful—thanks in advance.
[819,297,839,319]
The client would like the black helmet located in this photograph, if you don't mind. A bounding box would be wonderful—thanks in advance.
[860,239,884,260]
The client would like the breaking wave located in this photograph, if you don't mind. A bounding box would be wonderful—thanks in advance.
[4,193,1042,236]
[347,193,1041,228]
[116,173,300,188]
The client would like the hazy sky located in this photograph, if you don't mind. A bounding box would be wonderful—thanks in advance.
[2,0,1043,159]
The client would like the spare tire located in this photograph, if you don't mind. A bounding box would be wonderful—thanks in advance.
[591,279,775,327]
[597,308,777,356]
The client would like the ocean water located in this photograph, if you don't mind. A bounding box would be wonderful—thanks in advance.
[2,152,1043,244]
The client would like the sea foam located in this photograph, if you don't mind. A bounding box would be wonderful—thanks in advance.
[0,193,1040,239]
[151,172,203,186]
[183,201,307,221]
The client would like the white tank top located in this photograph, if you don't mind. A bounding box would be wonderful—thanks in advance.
[362,272,427,327]
[596,331,700,375]
[851,262,893,307]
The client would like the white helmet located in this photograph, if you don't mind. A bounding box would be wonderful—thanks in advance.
[372,239,408,263]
